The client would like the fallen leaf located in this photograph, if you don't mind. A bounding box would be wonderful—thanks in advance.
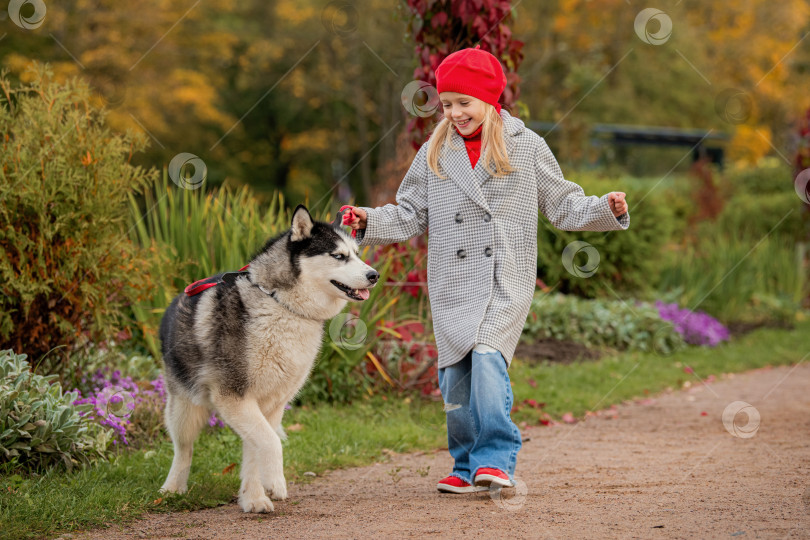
[700,411,708,416]
[527,378,537,388]
[684,366,694,374]
[222,462,237,475]
[152,497,163,505]
[286,423,304,432]
[561,412,577,424]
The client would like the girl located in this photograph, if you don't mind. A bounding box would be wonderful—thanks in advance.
[342,47,629,493]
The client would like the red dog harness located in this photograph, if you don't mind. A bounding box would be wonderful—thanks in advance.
[184,264,250,296]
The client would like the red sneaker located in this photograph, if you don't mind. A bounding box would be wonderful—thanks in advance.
[473,468,514,488]
[437,475,488,494]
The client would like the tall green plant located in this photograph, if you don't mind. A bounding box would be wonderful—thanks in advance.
[536,183,676,300]
[656,234,806,323]
[0,64,157,371]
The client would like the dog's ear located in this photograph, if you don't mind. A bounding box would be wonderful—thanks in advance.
[290,205,314,241]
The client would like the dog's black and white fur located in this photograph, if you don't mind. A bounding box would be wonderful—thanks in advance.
[158,205,378,512]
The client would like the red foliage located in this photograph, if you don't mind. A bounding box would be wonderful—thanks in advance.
[795,106,810,174]
[403,0,524,147]
[361,237,439,395]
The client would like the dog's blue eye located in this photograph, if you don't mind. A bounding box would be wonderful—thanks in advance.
[331,253,346,261]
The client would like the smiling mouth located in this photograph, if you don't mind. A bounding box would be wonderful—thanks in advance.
[456,118,472,128]
[331,280,370,301]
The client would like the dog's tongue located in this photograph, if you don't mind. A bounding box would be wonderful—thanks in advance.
[357,289,370,300]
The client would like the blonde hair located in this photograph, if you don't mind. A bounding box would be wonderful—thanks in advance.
[426,104,514,179]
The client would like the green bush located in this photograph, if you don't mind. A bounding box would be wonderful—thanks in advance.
[0,349,113,474]
[535,182,676,300]
[522,292,685,355]
[713,191,807,241]
[0,64,157,370]
[725,158,794,196]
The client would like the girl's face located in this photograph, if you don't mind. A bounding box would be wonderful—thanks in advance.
[439,92,487,136]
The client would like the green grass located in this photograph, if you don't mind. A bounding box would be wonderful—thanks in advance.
[2,318,809,539]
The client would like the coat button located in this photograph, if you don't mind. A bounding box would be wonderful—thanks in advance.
[484,247,492,257]
[455,213,463,223]
[483,213,491,222]
[457,249,466,259]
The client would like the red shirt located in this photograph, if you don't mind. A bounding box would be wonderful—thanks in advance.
[455,123,483,168]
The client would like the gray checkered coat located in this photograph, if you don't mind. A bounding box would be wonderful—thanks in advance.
[357,110,630,369]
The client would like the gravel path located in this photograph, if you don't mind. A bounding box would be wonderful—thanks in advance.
[75,362,810,539]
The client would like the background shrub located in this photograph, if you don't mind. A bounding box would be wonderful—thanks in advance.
[535,179,676,300]
[522,293,686,355]
[724,158,795,196]
[0,349,112,475]
[0,64,157,373]
[714,191,806,241]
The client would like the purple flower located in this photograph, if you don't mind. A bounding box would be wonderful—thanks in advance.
[72,369,225,447]
[655,301,730,346]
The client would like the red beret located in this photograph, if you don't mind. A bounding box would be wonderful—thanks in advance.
[435,46,506,113]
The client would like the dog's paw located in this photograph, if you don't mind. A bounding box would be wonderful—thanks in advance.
[159,482,187,494]
[239,493,275,513]
[270,478,287,501]
[264,476,288,500]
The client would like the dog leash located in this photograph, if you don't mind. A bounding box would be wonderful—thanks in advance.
[338,205,359,238]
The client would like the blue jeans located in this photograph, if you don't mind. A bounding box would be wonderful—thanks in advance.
[437,349,522,483]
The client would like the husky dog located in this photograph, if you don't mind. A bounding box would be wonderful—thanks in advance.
[158,205,378,512]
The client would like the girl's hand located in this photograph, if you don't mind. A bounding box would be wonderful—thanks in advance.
[608,192,628,217]
[339,205,367,230]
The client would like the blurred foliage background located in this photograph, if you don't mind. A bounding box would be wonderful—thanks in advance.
[1,0,809,202]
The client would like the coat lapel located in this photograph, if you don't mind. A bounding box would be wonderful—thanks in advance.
[444,130,491,212]
[441,111,525,212]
